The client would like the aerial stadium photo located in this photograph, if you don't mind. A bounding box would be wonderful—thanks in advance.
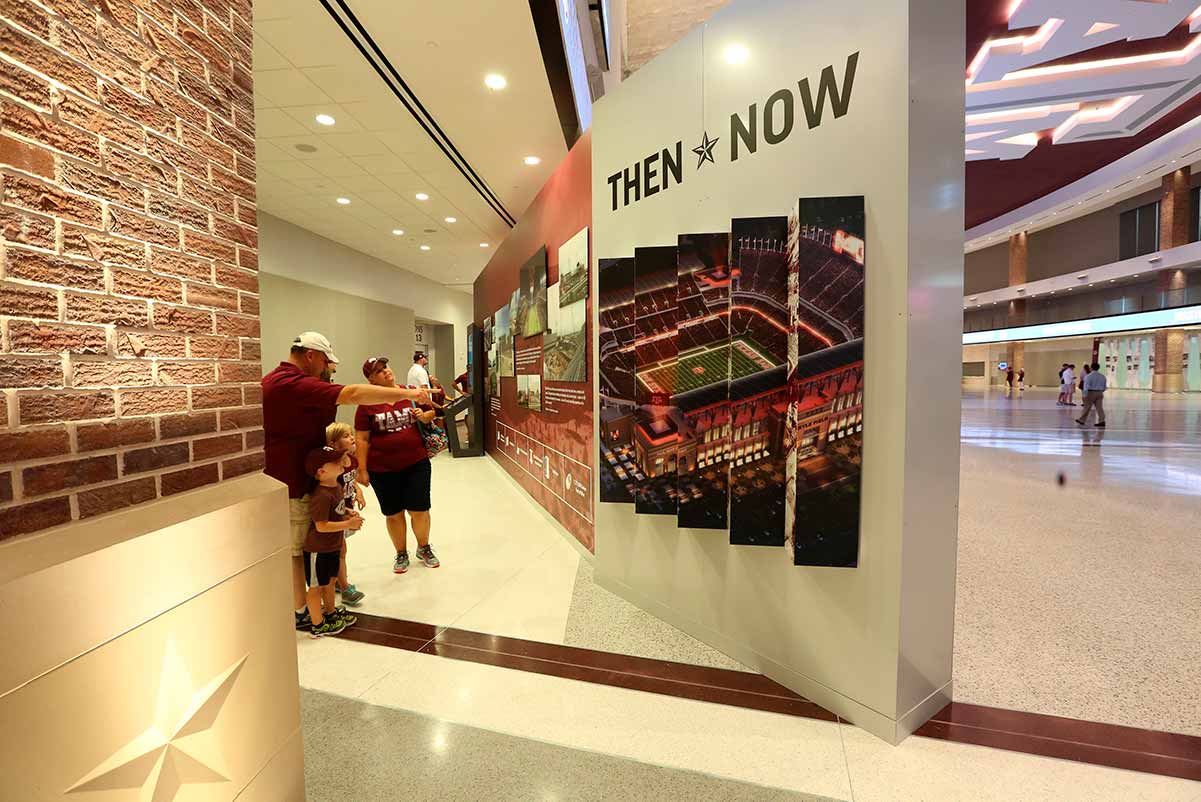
[632,245,680,516]
[598,257,637,504]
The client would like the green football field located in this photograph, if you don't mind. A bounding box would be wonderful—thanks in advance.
[638,337,778,394]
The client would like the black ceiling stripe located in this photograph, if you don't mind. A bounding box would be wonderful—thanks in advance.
[317,0,517,228]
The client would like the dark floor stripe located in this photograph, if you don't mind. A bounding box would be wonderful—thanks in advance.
[331,613,1200,781]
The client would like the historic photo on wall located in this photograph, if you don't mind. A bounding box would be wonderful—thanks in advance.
[786,195,865,568]
[558,226,589,307]
[598,257,637,505]
[495,300,514,378]
[516,247,549,337]
[517,372,543,412]
[545,295,587,383]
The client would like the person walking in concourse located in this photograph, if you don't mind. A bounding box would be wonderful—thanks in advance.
[1076,361,1107,427]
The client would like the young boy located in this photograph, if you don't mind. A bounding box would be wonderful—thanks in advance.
[303,446,362,637]
[326,422,366,606]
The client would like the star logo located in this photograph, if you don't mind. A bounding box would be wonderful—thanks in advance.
[692,131,720,168]
[66,638,248,802]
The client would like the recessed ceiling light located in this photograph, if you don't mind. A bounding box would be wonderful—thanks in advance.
[336,197,350,205]
[315,113,336,126]
[392,229,404,235]
[523,156,542,166]
[479,243,489,248]
[484,73,507,90]
[415,193,429,201]
[444,216,457,223]
[420,245,431,251]
[724,43,750,65]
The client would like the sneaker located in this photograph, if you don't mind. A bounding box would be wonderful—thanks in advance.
[394,550,410,573]
[341,584,366,606]
[415,544,440,568]
[1095,422,1106,427]
[1075,418,1085,426]
[295,610,312,631]
[310,615,348,638]
[331,607,357,627]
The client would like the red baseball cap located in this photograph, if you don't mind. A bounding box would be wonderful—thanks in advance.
[305,446,344,477]
[362,356,389,378]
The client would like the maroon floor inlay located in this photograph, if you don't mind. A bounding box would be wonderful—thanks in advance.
[335,612,1201,782]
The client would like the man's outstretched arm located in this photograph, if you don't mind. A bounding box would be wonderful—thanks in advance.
[337,384,429,405]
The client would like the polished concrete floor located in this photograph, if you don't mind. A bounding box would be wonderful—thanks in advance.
[298,389,1201,799]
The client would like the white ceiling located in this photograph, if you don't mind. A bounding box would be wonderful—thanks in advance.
[251,0,569,292]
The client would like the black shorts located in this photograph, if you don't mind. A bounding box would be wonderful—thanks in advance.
[304,550,340,588]
[369,458,432,515]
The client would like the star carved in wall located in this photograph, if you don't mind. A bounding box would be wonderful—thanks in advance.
[693,131,720,168]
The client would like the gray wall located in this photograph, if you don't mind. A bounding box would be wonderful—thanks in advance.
[432,324,456,387]
[259,273,416,426]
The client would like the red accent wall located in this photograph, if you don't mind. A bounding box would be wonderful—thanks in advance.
[472,132,594,551]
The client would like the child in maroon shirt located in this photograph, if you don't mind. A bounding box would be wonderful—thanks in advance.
[303,447,363,637]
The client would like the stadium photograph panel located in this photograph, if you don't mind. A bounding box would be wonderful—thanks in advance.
[787,195,865,568]
[727,216,790,547]
[517,247,549,337]
[497,296,515,377]
[544,297,587,382]
[598,257,637,504]
[634,246,680,516]
[675,232,732,531]
[558,226,590,307]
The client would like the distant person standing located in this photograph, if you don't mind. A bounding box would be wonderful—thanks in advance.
[1066,364,1078,405]
[1005,366,1015,390]
[1056,364,1068,405]
[1076,362,1107,427]
[1059,363,1076,406]
[1018,367,1026,391]
[407,350,431,388]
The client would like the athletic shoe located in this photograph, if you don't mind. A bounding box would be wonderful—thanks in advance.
[416,544,440,568]
[394,550,410,574]
[1095,422,1106,427]
[331,607,357,627]
[310,616,348,638]
[341,584,365,606]
[1075,418,1085,426]
[295,610,312,631]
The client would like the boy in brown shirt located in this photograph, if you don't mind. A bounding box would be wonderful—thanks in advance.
[303,447,363,637]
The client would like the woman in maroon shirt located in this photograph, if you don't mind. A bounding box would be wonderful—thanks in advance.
[355,357,441,574]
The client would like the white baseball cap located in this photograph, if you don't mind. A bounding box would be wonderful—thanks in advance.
[292,331,339,364]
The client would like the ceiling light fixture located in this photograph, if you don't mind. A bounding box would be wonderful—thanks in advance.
[336,197,350,205]
[484,73,507,90]
[392,229,404,235]
[315,113,336,126]
[479,243,489,248]
[415,193,429,201]
[723,43,750,65]
[444,216,457,223]
[523,156,541,166]
[420,245,431,251]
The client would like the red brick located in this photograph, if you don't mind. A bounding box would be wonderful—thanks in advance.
[187,334,237,359]
[233,151,255,183]
[232,103,253,139]
[0,281,58,317]
[77,476,156,518]
[64,293,149,326]
[176,16,230,74]
[9,320,107,354]
[0,357,62,388]
[52,21,141,95]
[191,385,239,409]
[1,0,51,39]
[23,454,116,496]
[123,441,188,473]
[183,230,235,263]
[61,226,147,268]
[5,247,104,290]
[0,134,55,179]
[152,303,212,334]
[221,450,262,478]
[102,144,176,194]
[231,62,252,96]
[214,311,257,338]
[156,360,215,385]
[102,83,174,136]
[145,75,207,132]
[192,431,240,459]
[96,18,159,79]
[178,70,231,120]
[181,175,233,216]
[211,214,255,247]
[239,339,260,361]
[58,93,143,152]
[218,405,260,430]
[110,267,182,302]
[161,461,218,495]
[237,247,256,270]
[242,384,260,404]
[244,428,263,448]
[159,410,215,438]
[238,292,258,316]
[0,496,71,541]
[0,56,50,109]
[117,330,186,358]
[230,11,252,49]
[0,425,70,459]
[184,282,236,310]
[208,113,253,160]
[71,359,154,387]
[3,172,102,227]
[76,418,156,451]
[107,205,179,248]
[0,25,98,101]
[0,471,11,503]
[140,14,206,82]
[217,361,258,383]
[151,248,212,281]
[1,102,100,164]
[61,160,144,209]
[234,199,255,227]
[214,263,256,292]
[209,164,253,202]
[0,206,56,249]
[148,192,209,232]
[147,133,209,183]
[118,386,186,415]
[18,390,114,423]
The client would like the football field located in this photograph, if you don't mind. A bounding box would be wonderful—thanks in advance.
[638,337,778,394]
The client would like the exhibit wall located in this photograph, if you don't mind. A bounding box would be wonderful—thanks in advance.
[473,132,595,552]
[591,0,965,742]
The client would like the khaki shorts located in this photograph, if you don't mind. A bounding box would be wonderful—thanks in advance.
[289,495,310,557]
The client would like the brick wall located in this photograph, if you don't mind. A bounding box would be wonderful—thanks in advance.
[0,0,260,541]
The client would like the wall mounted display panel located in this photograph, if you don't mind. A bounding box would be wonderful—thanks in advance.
[517,248,550,337]
[496,299,515,378]
[559,227,590,306]
[633,246,680,516]
[598,257,638,504]
[727,216,790,547]
[675,233,732,530]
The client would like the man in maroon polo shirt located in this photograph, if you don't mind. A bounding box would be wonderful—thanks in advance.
[262,331,430,630]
